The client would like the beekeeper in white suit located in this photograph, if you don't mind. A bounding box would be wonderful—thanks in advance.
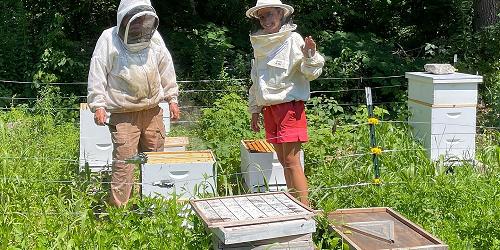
[87,0,180,207]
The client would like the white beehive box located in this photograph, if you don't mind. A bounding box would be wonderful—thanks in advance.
[240,140,304,193]
[158,102,171,134]
[141,151,216,200]
[79,103,113,172]
[79,103,172,172]
[190,192,316,249]
[164,137,189,152]
[406,72,482,161]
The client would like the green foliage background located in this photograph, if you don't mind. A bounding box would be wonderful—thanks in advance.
[0,0,499,249]
[0,0,498,123]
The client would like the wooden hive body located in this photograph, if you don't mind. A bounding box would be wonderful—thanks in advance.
[329,207,448,250]
[164,136,189,151]
[141,151,216,200]
[240,140,304,192]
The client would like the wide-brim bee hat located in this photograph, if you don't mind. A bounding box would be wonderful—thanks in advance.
[246,0,294,18]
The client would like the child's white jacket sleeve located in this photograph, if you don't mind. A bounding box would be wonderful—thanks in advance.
[301,52,325,81]
[248,59,263,114]
[294,35,325,81]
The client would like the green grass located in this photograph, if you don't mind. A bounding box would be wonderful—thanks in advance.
[1,95,500,249]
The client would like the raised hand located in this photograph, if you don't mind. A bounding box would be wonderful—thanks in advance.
[301,36,317,58]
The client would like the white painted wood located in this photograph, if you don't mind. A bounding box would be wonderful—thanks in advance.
[141,151,216,200]
[406,73,480,162]
[406,72,483,83]
[213,233,314,250]
[240,141,304,192]
[214,219,316,245]
[79,104,113,171]
[164,146,186,152]
[233,197,267,219]
[158,102,171,134]
[197,201,222,221]
[192,193,316,246]
[274,193,309,214]
[262,194,296,216]
[192,193,314,225]
[408,101,476,161]
[409,102,476,135]
[220,198,254,221]
[247,195,282,217]
[207,200,239,221]
[79,103,171,171]
[406,72,481,105]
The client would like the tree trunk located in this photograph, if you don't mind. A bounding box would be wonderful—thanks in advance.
[189,0,197,16]
[474,0,499,30]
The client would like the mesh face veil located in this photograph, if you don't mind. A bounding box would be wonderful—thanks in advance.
[118,6,159,47]
[124,13,158,44]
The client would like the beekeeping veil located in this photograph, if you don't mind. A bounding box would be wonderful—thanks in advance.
[117,0,159,52]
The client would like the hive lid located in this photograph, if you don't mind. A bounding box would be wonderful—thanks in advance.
[242,139,275,153]
[329,207,448,250]
[406,72,483,83]
[190,192,315,229]
[144,150,214,164]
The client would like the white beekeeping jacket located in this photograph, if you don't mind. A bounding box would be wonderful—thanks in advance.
[248,24,325,114]
[87,0,178,113]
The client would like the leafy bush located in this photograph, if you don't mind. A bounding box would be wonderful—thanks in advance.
[197,93,260,194]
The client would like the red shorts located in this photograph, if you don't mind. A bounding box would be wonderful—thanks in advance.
[262,101,309,144]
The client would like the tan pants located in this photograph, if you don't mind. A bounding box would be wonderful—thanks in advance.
[108,106,165,207]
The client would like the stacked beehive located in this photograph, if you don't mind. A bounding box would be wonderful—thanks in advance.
[240,140,304,192]
[79,102,172,172]
[79,103,113,172]
[191,192,316,250]
[406,72,482,162]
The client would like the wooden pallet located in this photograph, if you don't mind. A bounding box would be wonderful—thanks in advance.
[191,192,317,245]
[328,207,448,250]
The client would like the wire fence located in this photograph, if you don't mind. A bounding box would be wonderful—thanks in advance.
[0,75,405,86]
[0,80,497,218]
[0,142,482,189]
[0,180,413,217]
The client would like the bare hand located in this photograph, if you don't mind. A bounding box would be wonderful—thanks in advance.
[251,113,261,132]
[301,36,317,58]
[94,108,107,126]
[169,102,180,121]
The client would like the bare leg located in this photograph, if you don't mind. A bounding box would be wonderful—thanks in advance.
[273,143,293,191]
[282,142,309,206]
